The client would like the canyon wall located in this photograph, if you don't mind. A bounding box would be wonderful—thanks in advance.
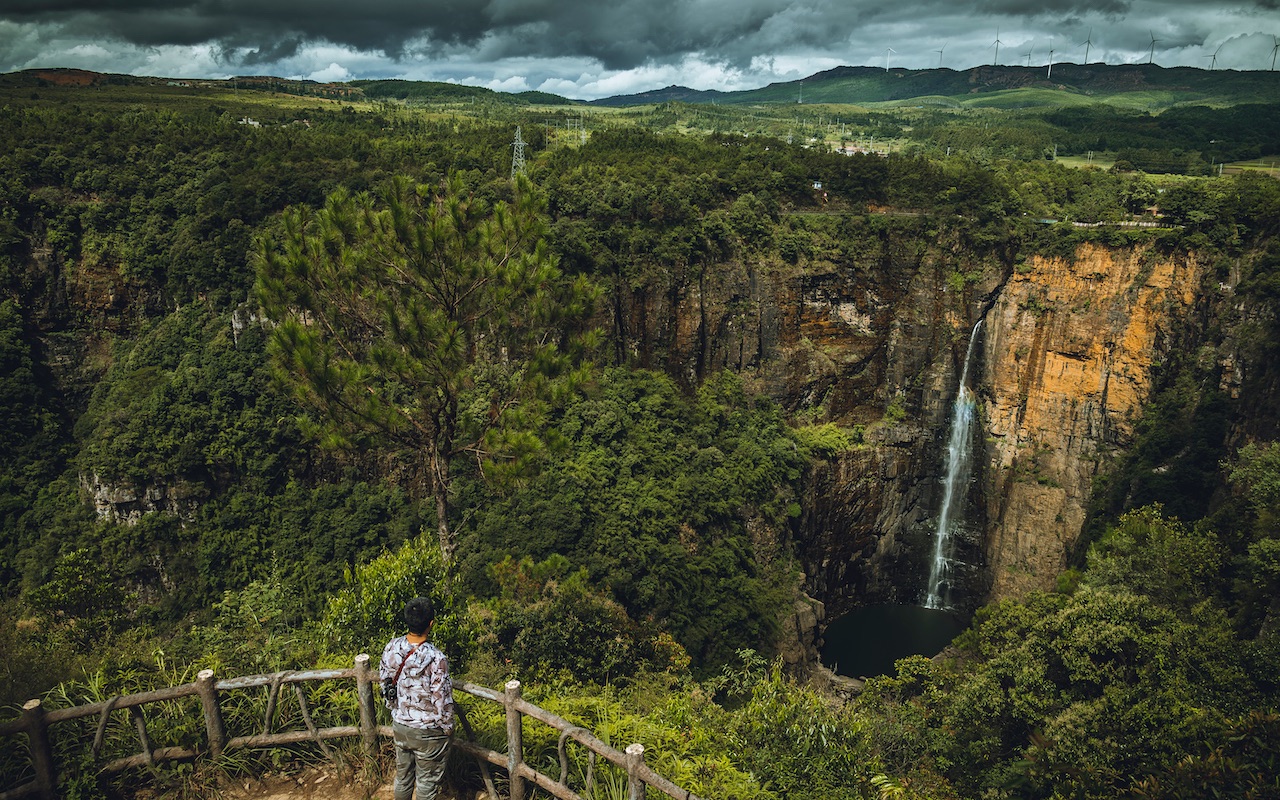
[609,224,1203,616]
[981,244,1200,597]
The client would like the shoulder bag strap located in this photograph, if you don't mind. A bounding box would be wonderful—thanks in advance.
[393,642,423,686]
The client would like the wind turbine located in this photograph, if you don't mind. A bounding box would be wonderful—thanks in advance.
[935,42,946,69]
[1024,44,1034,67]
[1205,43,1222,70]
[885,46,896,72]
[1047,39,1056,79]
[1272,36,1279,71]
[1147,31,1159,65]
[1080,27,1093,64]
[991,27,1003,66]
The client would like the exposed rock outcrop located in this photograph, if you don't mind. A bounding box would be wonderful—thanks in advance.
[83,473,202,524]
[981,244,1200,597]
[605,218,1007,615]
[777,592,826,678]
[611,233,1201,614]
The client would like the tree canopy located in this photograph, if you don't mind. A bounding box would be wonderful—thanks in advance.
[254,173,597,563]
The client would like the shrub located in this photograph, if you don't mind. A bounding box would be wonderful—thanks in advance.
[321,535,475,671]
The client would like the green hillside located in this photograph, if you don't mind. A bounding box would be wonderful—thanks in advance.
[350,78,577,105]
[0,72,1278,800]
[594,63,1280,111]
[0,68,578,108]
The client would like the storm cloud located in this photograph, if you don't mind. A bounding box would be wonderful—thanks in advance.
[1,0,1277,98]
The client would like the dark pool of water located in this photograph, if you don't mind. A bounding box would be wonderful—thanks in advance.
[820,604,968,679]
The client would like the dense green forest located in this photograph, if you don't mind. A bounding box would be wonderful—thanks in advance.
[2,75,1280,798]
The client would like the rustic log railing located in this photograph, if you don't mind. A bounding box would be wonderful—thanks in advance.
[0,654,700,800]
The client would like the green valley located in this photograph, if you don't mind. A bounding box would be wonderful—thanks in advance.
[1,64,1279,798]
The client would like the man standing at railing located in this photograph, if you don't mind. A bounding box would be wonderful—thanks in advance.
[380,597,455,800]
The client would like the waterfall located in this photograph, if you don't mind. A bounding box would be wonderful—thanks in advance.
[924,320,983,610]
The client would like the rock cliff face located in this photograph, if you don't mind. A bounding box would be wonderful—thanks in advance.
[606,221,979,614]
[608,227,1202,618]
[83,473,202,524]
[981,244,1200,597]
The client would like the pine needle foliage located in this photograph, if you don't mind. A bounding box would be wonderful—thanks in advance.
[254,173,597,565]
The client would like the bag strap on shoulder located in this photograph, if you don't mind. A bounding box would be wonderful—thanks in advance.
[392,641,423,687]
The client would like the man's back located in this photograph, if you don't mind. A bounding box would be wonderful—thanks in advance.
[382,596,454,800]
[380,636,454,734]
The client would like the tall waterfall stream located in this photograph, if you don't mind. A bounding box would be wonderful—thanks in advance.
[924,320,983,610]
[819,321,983,678]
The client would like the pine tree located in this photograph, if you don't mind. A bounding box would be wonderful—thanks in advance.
[254,173,596,564]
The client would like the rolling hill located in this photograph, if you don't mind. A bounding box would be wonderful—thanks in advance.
[592,63,1280,110]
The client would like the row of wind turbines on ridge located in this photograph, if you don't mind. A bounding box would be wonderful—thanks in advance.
[874,29,1280,75]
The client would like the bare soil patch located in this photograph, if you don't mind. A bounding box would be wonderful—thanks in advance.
[209,766,484,800]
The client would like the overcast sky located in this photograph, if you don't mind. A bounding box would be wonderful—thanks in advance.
[1,0,1278,100]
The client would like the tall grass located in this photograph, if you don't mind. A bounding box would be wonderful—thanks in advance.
[0,651,380,799]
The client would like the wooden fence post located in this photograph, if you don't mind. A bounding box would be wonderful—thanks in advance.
[22,699,57,800]
[625,743,646,800]
[355,654,378,756]
[504,680,524,800]
[195,669,226,758]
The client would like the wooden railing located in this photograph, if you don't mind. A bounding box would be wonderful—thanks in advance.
[0,654,700,800]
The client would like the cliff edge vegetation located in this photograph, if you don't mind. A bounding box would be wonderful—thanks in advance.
[1,76,1278,799]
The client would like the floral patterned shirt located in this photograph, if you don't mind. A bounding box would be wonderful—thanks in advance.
[379,636,455,734]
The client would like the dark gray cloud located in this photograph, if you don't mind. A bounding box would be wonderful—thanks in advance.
[977,0,1131,15]
[0,0,845,71]
[0,1,491,54]
[0,0,1277,98]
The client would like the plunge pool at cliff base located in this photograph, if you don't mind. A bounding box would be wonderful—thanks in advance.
[820,604,969,679]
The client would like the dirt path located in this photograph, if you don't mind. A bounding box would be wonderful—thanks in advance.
[214,767,484,800]
[216,768,389,800]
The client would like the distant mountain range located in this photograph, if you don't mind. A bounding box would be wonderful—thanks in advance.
[6,63,1279,111]
[0,69,577,106]
[589,63,1280,109]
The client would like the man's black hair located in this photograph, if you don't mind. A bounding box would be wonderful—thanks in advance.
[404,596,435,635]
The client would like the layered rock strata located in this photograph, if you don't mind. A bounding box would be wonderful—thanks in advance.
[610,235,1200,614]
[981,244,1200,596]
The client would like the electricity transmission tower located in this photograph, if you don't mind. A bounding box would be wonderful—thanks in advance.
[511,126,526,178]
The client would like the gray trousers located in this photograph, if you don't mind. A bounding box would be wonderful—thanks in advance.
[392,720,451,800]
